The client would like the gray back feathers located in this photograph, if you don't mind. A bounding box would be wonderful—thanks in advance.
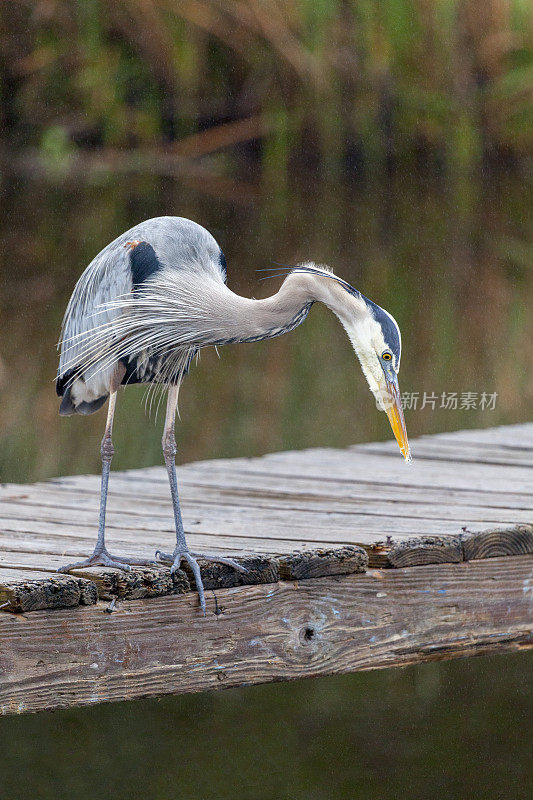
[58,217,224,389]
[57,217,226,405]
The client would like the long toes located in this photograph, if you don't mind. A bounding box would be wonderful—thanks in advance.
[58,555,100,573]
[57,553,143,572]
[189,552,248,573]
[167,552,184,575]
[101,557,132,571]
[57,561,90,573]
[183,553,206,616]
[155,550,174,563]
[119,557,158,566]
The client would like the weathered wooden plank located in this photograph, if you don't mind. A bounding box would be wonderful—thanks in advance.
[248,450,532,493]
[419,424,533,448]
[4,474,533,516]
[0,547,368,606]
[363,434,533,452]
[355,441,533,467]
[354,424,533,448]
[1,556,531,715]
[3,518,529,579]
[0,517,503,578]
[48,454,533,495]
[278,546,368,579]
[0,532,345,564]
[0,571,97,613]
[386,536,464,567]
[384,525,533,568]
[2,517,526,565]
[68,564,189,601]
[2,484,531,526]
[0,517,529,574]
[187,554,280,590]
[0,567,60,581]
[46,454,533,491]
[32,460,533,513]
[1,494,523,539]
[0,531,387,579]
[0,425,530,606]
[358,432,533,453]
[461,524,533,561]
[0,509,492,553]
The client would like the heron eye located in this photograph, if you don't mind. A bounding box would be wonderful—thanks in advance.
[382,352,392,361]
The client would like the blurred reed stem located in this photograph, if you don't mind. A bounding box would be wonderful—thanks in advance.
[1,0,531,175]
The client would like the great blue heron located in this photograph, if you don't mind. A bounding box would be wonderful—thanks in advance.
[56,215,410,612]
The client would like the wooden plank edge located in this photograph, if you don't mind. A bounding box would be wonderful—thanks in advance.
[1,556,531,715]
[2,523,530,609]
[378,523,533,568]
[277,545,368,580]
[0,546,368,612]
[0,575,97,613]
[461,524,533,561]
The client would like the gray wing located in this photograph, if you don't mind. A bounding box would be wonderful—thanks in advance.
[57,216,225,401]
[57,237,134,394]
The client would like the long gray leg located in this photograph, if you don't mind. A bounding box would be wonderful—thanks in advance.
[155,385,246,614]
[58,368,156,573]
[162,385,187,552]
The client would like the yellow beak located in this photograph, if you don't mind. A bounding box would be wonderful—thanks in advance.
[383,372,412,463]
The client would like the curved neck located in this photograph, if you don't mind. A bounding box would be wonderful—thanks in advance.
[222,273,314,344]
[211,269,367,346]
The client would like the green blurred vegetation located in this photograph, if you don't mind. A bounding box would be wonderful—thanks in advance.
[1,0,532,178]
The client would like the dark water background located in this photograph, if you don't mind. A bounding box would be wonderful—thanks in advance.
[0,168,531,798]
[2,169,531,481]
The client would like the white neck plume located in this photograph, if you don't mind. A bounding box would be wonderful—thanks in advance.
[199,266,370,345]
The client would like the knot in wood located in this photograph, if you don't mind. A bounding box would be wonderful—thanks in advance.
[299,625,316,645]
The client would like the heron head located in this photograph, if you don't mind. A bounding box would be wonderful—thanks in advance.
[296,265,411,462]
[343,297,411,462]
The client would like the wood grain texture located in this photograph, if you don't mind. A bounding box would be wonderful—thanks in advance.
[69,564,190,601]
[0,548,367,609]
[189,554,280,590]
[386,535,463,567]
[0,424,531,607]
[278,546,368,579]
[1,556,531,715]
[0,573,97,613]
[461,524,533,561]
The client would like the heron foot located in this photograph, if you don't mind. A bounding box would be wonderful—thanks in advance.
[58,548,157,573]
[155,548,247,615]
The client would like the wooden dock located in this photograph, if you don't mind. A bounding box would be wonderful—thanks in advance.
[1,424,532,714]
